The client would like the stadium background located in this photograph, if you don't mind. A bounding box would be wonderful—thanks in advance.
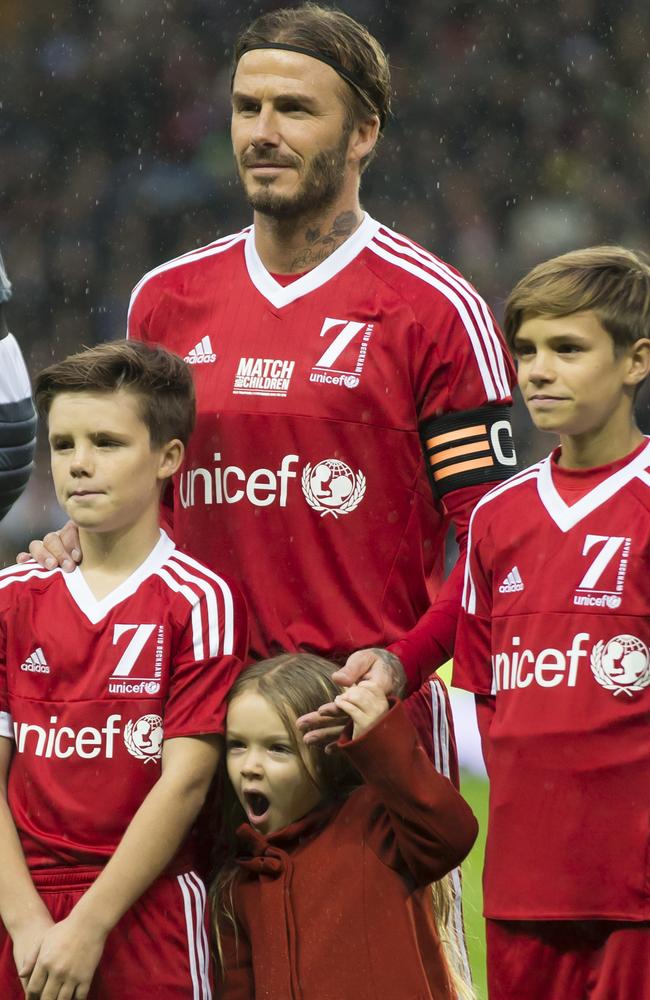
[3,1,650,994]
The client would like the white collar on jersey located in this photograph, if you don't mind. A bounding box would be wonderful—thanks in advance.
[244,212,381,309]
[536,437,650,533]
[62,529,175,624]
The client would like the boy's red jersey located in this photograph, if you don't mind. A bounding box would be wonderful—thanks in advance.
[127,217,515,668]
[453,441,650,920]
[0,532,247,871]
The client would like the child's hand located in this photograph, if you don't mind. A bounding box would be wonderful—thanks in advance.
[11,911,54,994]
[297,649,405,748]
[24,911,107,1000]
[334,680,390,738]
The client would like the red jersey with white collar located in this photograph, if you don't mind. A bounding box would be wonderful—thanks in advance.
[453,441,650,919]
[0,532,247,870]
[127,217,516,680]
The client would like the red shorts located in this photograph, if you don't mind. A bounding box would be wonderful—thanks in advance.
[0,867,212,1000]
[487,918,650,1000]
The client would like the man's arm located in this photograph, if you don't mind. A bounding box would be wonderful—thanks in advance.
[0,251,37,522]
[388,404,517,691]
[25,734,220,1000]
[450,498,497,775]
[0,736,54,990]
[374,279,518,690]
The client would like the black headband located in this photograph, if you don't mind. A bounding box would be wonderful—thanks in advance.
[233,43,385,131]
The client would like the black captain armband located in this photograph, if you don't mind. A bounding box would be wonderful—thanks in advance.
[420,405,517,498]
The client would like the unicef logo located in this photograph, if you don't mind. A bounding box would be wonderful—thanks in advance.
[124,714,163,762]
[301,459,366,518]
[343,375,359,389]
[605,595,621,609]
[591,634,650,697]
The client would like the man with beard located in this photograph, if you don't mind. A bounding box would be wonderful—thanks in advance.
[24,6,516,773]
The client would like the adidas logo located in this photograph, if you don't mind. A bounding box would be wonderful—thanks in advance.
[498,566,524,594]
[184,336,216,365]
[20,647,50,674]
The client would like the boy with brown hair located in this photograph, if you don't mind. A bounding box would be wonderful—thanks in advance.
[0,341,247,999]
[452,246,650,999]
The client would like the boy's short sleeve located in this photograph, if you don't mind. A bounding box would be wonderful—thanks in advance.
[452,506,495,696]
[164,573,248,739]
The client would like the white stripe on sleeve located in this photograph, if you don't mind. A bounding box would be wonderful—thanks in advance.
[0,335,32,404]
[167,558,220,658]
[155,567,204,660]
[376,228,511,398]
[171,550,236,655]
[0,711,13,739]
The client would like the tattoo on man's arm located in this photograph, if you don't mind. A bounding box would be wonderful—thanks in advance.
[367,648,407,698]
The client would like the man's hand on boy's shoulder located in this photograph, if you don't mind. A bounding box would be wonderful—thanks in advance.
[17,521,81,573]
[24,909,106,1000]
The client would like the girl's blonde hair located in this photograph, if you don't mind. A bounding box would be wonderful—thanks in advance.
[211,652,475,1000]
[432,878,477,1000]
[222,652,362,792]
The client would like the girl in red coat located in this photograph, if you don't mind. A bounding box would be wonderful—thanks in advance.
[211,653,478,1000]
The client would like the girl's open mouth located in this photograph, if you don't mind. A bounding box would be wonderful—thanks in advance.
[244,790,271,825]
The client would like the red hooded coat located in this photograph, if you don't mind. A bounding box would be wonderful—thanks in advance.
[216,701,478,999]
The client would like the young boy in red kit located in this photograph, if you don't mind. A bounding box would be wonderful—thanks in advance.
[0,341,247,999]
[452,246,650,999]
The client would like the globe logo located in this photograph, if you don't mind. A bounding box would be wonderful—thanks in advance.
[301,459,366,518]
[591,634,650,697]
[310,459,354,506]
[124,714,164,761]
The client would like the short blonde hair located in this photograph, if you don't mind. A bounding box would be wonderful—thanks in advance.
[504,245,650,352]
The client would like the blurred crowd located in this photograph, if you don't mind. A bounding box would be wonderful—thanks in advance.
[2,0,650,556]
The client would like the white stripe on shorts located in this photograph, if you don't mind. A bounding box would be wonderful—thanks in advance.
[428,677,448,776]
[177,872,211,999]
[429,678,472,991]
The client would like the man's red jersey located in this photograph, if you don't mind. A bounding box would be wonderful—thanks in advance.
[453,441,650,920]
[0,532,247,871]
[127,216,516,680]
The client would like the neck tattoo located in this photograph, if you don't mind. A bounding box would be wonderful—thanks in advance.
[289,211,359,271]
